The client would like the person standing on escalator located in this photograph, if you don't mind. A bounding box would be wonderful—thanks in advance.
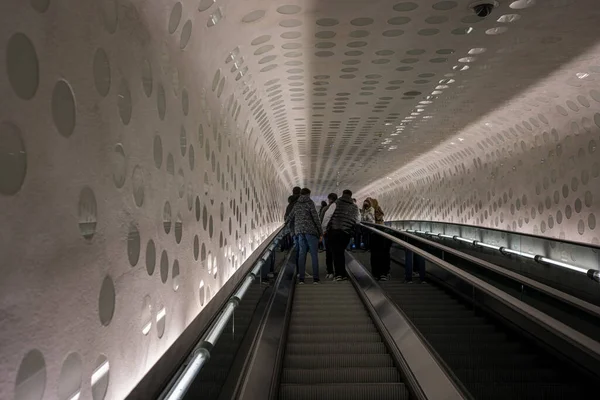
[285,188,322,284]
[322,189,360,281]
[320,193,338,279]
[361,198,375,250]
[369,198,392,281]
[285,187,301,265]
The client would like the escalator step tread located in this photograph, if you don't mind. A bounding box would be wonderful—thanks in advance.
[425,332,508,342]
[291,310,370,318]
[454,367,560,382]
[382,272,590,400]
[281,367,401,384]
[287,332,383,343]
[284,354,394,368]
[290,317,372,324]
[279,383,410,400]
[468,383,587,399]
[288,324,377,334]
[286,342,388,354]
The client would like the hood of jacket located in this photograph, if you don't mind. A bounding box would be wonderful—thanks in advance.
[297,194,313,204]
[338,194,353,204]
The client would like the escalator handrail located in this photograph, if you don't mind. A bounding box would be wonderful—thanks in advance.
[366,222,600,320]
[360,223,600,362]
[158,226,285,400]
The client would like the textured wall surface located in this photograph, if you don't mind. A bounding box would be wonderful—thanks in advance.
[4,0,600,399]
[361,44,600,246]
[0,1,286,399]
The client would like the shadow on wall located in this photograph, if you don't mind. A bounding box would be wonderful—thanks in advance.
[374,49,600,247]
[0,1,286,400]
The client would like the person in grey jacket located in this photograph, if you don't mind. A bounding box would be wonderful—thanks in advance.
[285,188,323,283]
[322,189,360,281]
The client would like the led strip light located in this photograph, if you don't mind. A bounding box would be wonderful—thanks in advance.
[401,228,598,282]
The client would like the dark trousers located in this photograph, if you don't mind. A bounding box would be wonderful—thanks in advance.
[404,249,426,282]
[370,234,392,277]
[261,251,275,279]
[362,227,370,250]
[324,234,333,274]
[353,225,362,249]
[329,230,351,278]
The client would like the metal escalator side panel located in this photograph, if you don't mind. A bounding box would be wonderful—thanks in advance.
[235,248,297,400]
[345,252,470,400]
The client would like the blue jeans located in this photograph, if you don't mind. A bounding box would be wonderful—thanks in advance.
[297,233,320,282]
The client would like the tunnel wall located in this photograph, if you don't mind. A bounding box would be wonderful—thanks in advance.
[363,45,600,248]
[0,1,286,400]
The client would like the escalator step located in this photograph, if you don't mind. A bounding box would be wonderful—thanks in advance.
[281,367,401,384]
[279,383,410,400]
[292,302,364,309]
[418,325,496,335]
[431,341,522,352]
[291,310,370,318]
[286,342,387,355]
[284,354,394,368]
[444,353,539,368]
[425,332,508,342]
[291,316,372,325]
[287,332,383,343]
[467,383,587,400]
[410,316,487,326]
[288,323,377,334]
[454,367,560,383]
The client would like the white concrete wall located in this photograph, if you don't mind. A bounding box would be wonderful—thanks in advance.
[0,1,286,399]
[362,44,600,248]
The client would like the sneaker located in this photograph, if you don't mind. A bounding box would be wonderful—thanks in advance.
[335,276,343,281]
[419,280,426,284]
[402,280,413,284]
[379,275,388,281]
[298,281,305,285]
[313,280,320,285]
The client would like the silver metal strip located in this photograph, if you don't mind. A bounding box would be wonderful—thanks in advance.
[346,253,469,400]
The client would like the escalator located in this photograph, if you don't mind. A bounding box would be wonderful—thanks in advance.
[381,280,590,399]
[351,246,597,400]
[279,279,409,400]
[165,239,598,400]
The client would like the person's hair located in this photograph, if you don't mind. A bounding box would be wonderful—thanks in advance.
[328,193,338,202]
[321,201,327,207]
[343,189,352,196]
[288,195,295,203]
[292,186,301,195]
[300,187,311,195]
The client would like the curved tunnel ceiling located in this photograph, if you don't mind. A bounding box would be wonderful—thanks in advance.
[2,1,600,400]
[204,0,600,194]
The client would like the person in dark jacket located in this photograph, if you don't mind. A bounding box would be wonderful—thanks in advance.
[285,187,301,264]
[320,193,338,278]
[285,187,301,220]
[322,189,360,281]
[285,188,323,283]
